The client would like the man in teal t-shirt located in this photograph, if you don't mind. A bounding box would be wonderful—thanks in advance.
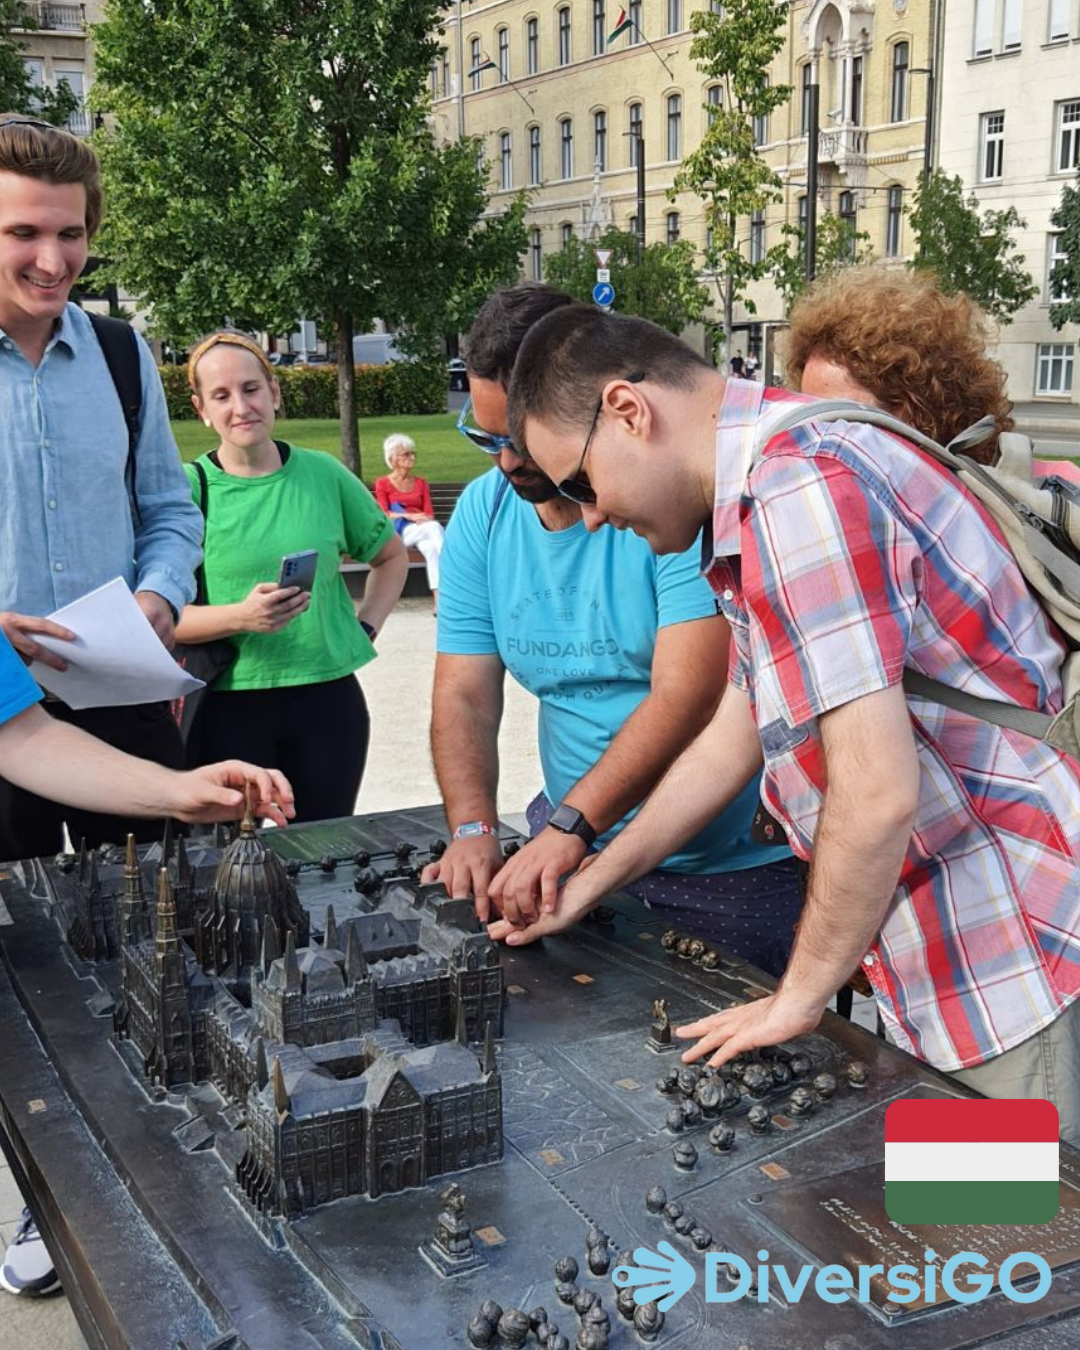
[425,285,801,977]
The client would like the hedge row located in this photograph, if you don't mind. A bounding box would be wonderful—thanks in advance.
[159,360,447,421]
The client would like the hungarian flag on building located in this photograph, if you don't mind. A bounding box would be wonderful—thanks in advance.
[885,1098,1059,1225]
[608,7,633,43]
[468,53,498,77]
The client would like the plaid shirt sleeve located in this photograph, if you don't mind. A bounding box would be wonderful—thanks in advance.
[740,447,924,729]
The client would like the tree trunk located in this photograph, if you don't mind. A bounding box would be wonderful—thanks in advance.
[335,310,359,478]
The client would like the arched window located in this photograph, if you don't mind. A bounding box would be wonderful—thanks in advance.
[667,0,682,34]
[560,116,574,177]
[497,27,510,82]
[526,16,540,73]
[749,209,765,263]
[666,210,681,243]
[499,132,512,190]
[666,94,682,161]
[891,42,909,122]
[561,221,575,248]
[558,6,572,65]
[530,228,543,280]
[707,83,722,129]
[628,101,643,166]
[886,185,903,256]
[529,124,542,185]
[593,109,607,171]
[469,36,482,91]
[592,0,606,55]
[838,189,857,255]
[800,63,813,135]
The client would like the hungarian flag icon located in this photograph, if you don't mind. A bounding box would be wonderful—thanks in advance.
[885,1098,1059,1225]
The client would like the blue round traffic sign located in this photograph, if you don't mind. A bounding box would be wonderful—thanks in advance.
[592,281,615,307]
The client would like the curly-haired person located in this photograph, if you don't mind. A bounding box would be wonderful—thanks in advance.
[782,266,1013,462]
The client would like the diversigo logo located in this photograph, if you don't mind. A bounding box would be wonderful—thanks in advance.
[614,1098,1060,1312]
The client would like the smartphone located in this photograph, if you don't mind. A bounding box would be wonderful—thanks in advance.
[277,550,319,593]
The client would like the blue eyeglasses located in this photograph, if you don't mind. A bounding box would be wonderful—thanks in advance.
[456,396,517,456]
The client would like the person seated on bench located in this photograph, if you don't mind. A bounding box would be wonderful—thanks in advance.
[375,434,446,614]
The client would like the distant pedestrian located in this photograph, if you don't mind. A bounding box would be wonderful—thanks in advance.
[375,434,446,613]
[729,351,745,378]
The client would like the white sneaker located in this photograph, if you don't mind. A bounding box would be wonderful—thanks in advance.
[0,1208,59,1296]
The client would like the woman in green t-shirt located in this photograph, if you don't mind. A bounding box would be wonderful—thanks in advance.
[176,332,408,821]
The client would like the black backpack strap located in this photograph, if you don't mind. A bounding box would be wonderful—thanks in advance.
[87,312,144,521]
[191,459,210,604]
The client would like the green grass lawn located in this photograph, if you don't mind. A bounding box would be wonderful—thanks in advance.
[171,413,491,486]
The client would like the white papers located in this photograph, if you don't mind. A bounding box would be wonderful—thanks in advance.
[29,577,203,710]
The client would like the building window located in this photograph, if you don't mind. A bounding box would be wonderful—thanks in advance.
[749,209,765,264]
[499,132,512,191]
[441,49,450,96]
[666,94,682,161]
[1049,0,1069,40]
[850,56,863,124]
[629,0,642,44]
[497,28,510,82]
[891,42,909,123]
[1049,234,1072,301]
[562,221,574,248]
[469,37,482,91]
[526,17,540,73]
[838,189,857,254]
[667,0,682,33]
[666,211,681,243]
[801,63,813,136]
[629,102,643,165]
[980,110,1005,181]
[1057,100,1080,173]
[529,125,542,185]
[558,6,572,65]
[973,0,993,55]
[594,109,607,170]
[1036,343,1074,395]
[593,0,605,55]
[1002,0,1022,49]
[530,228,543,281]
[707,83,722,128]
[886,185,903,257]
[752,78,768,145]
[431,59,440,98]
[560,116,574,178]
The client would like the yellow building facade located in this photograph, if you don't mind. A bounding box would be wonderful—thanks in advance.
[433,0,934,367]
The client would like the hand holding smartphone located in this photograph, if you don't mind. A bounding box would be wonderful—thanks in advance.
[278,550,319,593]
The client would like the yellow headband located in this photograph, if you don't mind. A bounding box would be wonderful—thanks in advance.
[187,332,275,391]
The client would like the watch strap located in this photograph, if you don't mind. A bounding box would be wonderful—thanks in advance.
[548,803,597,848]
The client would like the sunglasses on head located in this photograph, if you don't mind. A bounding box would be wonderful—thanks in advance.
[556,372,645,506]
[456,396,516,456]
[0,115,57,132]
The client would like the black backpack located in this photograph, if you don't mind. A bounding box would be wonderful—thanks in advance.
[86,311,144,520]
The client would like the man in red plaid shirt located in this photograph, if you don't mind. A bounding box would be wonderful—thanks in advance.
[496,304,1080,1144]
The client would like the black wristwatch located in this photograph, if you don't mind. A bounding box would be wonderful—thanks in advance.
[548,803,597,848]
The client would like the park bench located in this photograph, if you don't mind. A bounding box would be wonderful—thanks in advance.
[341,481,466,597]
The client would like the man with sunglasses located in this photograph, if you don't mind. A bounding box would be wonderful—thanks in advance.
[423,284,802,977]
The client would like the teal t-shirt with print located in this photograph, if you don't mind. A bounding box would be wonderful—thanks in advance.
[437,469,790,875]
[186,445,393,691]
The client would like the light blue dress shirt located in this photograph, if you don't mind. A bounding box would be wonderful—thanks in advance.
[0,303,202,619]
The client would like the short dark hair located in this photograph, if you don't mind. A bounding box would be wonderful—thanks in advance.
[465,283,576,387]
[0,114,102,237]
[508,305,713,447]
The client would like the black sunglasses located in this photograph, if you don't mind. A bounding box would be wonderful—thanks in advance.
[0,116,57,132]
[556,372,644,506]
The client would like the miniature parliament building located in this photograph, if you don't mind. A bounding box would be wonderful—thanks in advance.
[59,809,504,1218]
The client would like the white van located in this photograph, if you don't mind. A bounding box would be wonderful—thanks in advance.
[352,332,405,365]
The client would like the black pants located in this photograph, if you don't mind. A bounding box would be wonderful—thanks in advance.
[0,700,184,863]
[190,676,369,824]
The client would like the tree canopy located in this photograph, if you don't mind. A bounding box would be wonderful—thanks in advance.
[543,226,711,334]
[769,213,874,312]
[91,0,526,475]
[0,0,77,123]
[907,169,1036,324]
[1049,170,1080,334]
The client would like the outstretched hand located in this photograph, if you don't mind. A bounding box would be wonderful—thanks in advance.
[487,857,602,946]
[169,763,296,827]
[675,990,827,1069]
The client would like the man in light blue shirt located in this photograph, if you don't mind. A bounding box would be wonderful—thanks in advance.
[0,116,201,862]
[425,286,801,977]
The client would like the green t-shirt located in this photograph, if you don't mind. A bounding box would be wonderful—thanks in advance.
[186,445,394,691]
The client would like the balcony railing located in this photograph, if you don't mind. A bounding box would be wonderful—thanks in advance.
[15,1,86,32]
[817,124,868,188]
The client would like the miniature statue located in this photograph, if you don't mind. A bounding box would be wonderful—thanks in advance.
[548,1336,571,1350]
[741,1063,772,1099]
[813,1071,838,1101]
[846,1059,870,1089]
[788,1086,815,1116]
[683,1100,703,1128]
[672,1211,695,1236]
[655,1068,679,1094]
[554,1256,579,1284]
[687,937,707,962]
[691,1227,713,1250]
[633,1300,664,1341]
[352,849,371,867]
[479,1298,503,1326]
[587,1245,610,1276]
[616,1286,637,1320]
[556,1281,579,1306]
[429,838,448,859]
[676,936,695,959]
[648,997,672,1050]
[573,1287,598,1317]
[790,1052,812,1079]
[424,1180,483,1274]
[394,841,414,864]
[530,1307,549,1333]
[676,1065,700,1096]
[660,929,679,951]
[719,1081,742,1112]
[319,853,337,873]
[586,1226,607,1250]
[583,1300,610,1332]
[709,1122,736,1153]
[694,1080,722,1117]
[673,1140,698,1170]
[645,1184,667,1214]
[502,840,520,859]
[771,1061,793,1088]
[728,1054,748,1080]
[665,1105,686,1133]
[663,1199,684,1224]
[466,1313,495,1347]
[747,1104,772,1134]
[700,948,721,970]
[497,1308,530,1348]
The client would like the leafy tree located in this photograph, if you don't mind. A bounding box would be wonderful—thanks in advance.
[769,213,874,312]
[543,226,711,334]
[908,169,1036,323]
[91,0,526,477]
[0,0,77,123]
[1049,170,1080,334]
[672,0,791,361]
